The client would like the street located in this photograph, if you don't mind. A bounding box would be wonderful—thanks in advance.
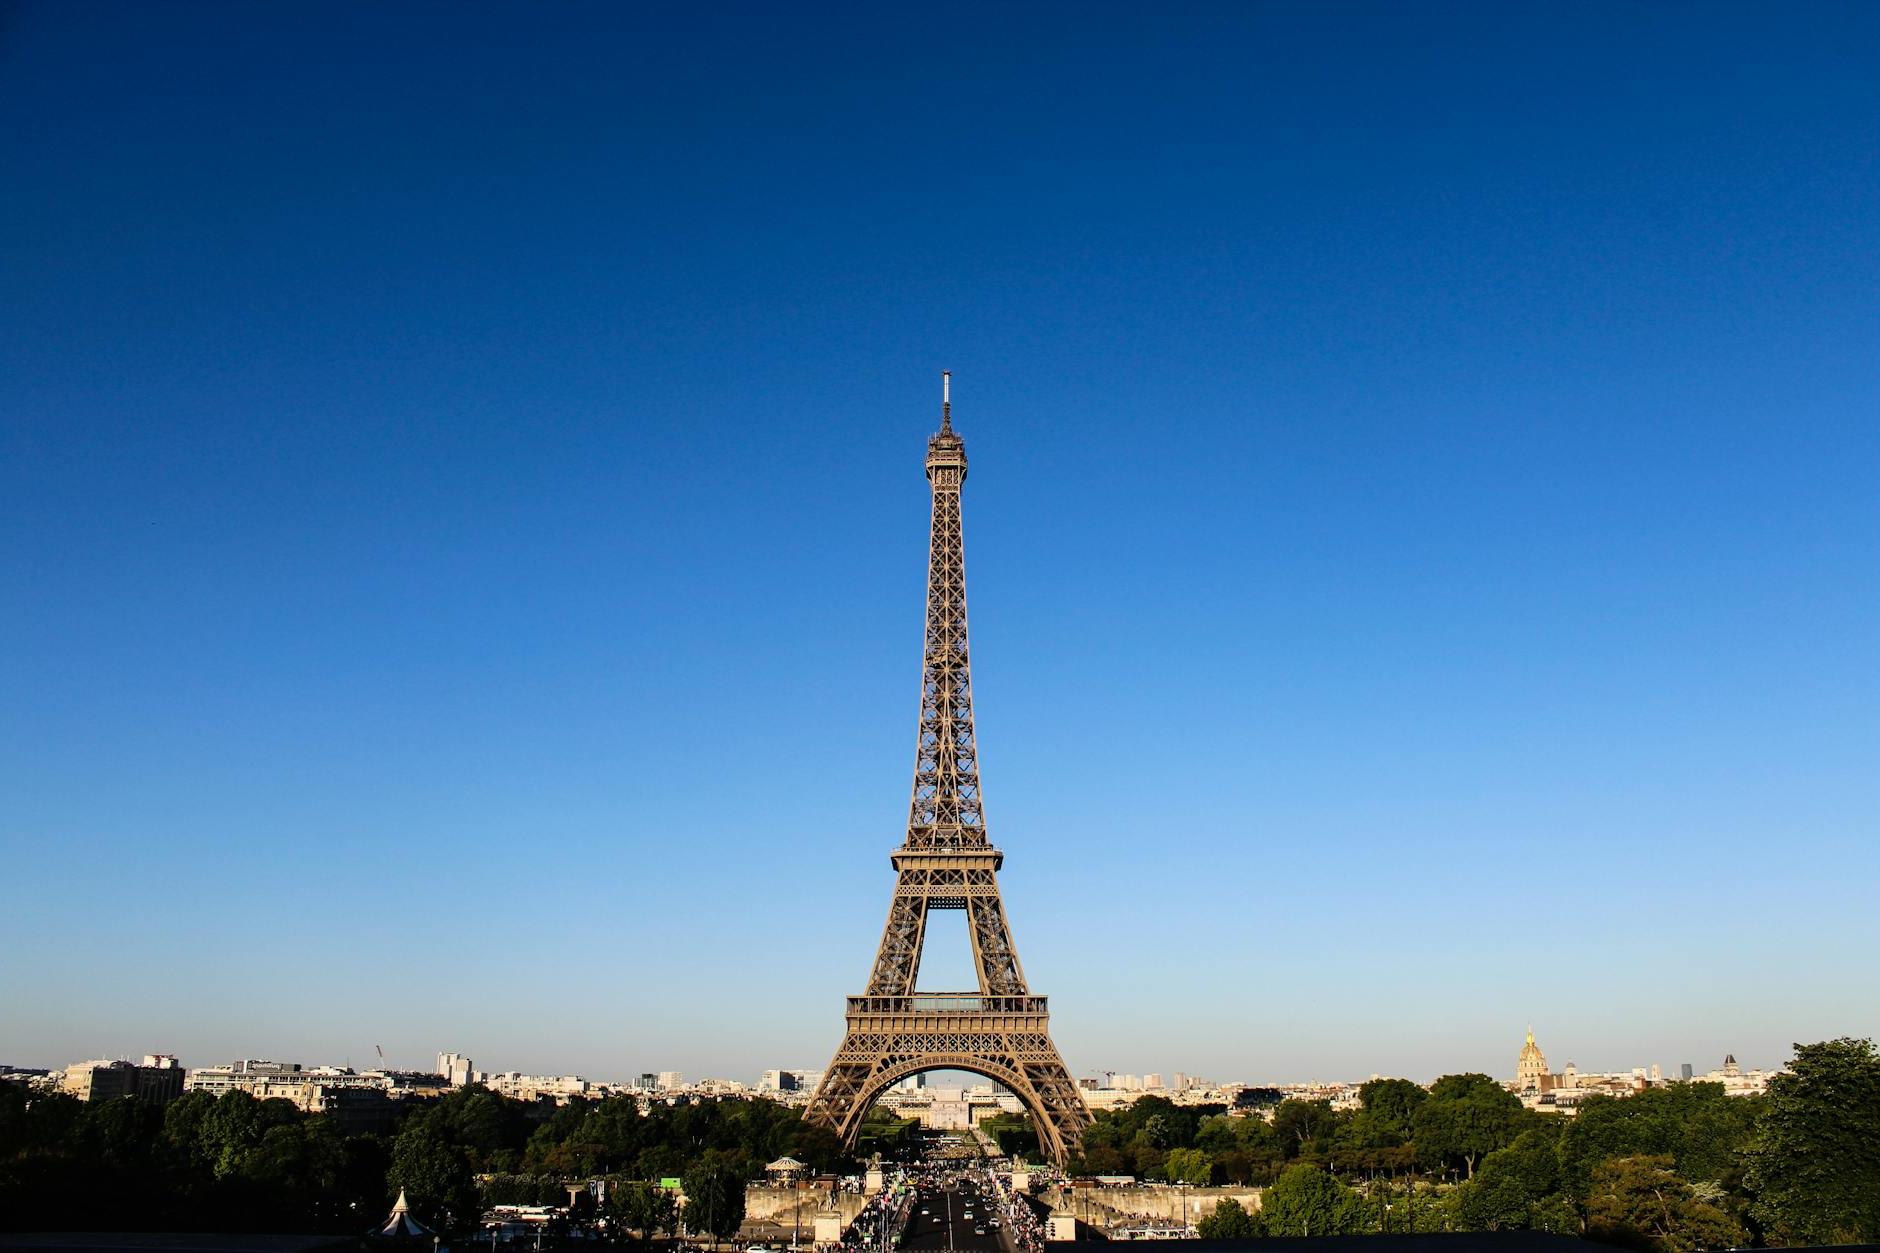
[899,1175,1004,1253]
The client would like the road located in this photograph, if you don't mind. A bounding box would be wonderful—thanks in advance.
[899,1176,1004,1253]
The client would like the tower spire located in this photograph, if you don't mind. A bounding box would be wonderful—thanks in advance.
[914,380,976,845]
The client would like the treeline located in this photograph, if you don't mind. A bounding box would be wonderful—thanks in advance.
[1073,1072,1607,1184]
[0,1083,858,1236]
[856,1105,920,1158]
[980,1113,1037,1158]
[1078,1038,1880,1250]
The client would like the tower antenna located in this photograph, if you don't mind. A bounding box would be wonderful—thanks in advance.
[941,370,951,430]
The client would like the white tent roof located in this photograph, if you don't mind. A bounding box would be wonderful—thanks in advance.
[373,1189,436,1239]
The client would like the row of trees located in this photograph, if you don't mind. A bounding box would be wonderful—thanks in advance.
[1070,1070,1553,1183]
[7,1037,1875,1245]
[1085,1039,1880,1250]
[0,1083,861,1235]
[0,1081,390,1230]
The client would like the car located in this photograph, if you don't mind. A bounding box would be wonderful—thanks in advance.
[973,1227,987,1237]
[920,1209,930,1216]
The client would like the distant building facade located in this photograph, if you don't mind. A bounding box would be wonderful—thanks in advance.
[185,1058,445,1118]
[1507,1032,1777,1111]
[483,1071,589,1101]
[62,1055,185,1104]
[756,1069,823,1100]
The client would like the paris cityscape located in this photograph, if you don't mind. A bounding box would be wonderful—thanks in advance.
[4,3,1878,1253]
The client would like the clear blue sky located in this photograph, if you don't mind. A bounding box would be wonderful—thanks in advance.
[3,1,1876,1086]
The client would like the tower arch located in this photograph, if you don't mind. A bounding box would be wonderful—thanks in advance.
[834,1056,1076,1165]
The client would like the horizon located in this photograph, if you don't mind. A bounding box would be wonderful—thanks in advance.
[0,1024,1815,1092]
[4,2,1877,1082]
[14,1036,1787,1092]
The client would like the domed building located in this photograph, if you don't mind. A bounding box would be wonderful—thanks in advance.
[1516,1027,1555,1092]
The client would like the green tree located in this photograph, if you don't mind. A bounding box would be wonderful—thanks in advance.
[241,1118,348,1206]
[1196,1196,1262,1239]
[1413,1074,1524,1178]
[1131,1144,1168,1181]
[389,1114,479,1231]
[1558,1082,1760,1201]
[1585,1155,1744,1253]
[637,1143,687,1182]
[608,1180,680,1245]
[1453,1173,1524,1231]
[0,1083,27,1159]
[681,1152,748,1247]
[75,1095,164,1165]
[1259,1163,1367,1236]
[1335,1109,1406,1153]
[190,1090,302,1178]
[1358,1077,1428,1141]
[1164,1147,1214,1184]
[1134,1113,1176,1150]
[1743,1037,1880,1244]
[980,1114,1039,1158]
[1452,1126,1561,1231]
[1075,1145,1129,1176]
[1271,1099,1337,1158]
[160,1090,218,1168]
[433,1086,535,1170]
[1194,1115,1240,1155]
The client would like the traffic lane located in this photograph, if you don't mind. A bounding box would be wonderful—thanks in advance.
[901,1187,1003,1252]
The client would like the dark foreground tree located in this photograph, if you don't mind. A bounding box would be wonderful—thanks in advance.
[1585,1154,1744,1253]
[1744,1037,1880,1244]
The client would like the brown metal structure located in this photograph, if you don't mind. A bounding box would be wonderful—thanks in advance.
[803,376,1090,1164]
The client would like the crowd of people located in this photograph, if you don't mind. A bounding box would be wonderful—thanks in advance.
[990,1179,1047,1253]
[834,1175,912,1253]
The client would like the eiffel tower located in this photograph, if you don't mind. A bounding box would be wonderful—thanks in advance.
[803,375,1091,1164]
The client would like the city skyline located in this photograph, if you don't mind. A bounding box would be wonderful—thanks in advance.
[5,2,1878,1082]
[0,1031,1809,1094]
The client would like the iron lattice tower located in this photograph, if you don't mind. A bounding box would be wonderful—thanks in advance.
[803,376,1091,1163]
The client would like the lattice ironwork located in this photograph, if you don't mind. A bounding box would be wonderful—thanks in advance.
[804,377,1090,1164]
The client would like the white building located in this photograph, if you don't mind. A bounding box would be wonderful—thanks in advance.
[437,1053,475,1086]
[482,1071,589,1101]
[757,1068,823,1094]
[62,1056,184,1104]
[189,1060,380,1095]
[1697,1054,1776,1096]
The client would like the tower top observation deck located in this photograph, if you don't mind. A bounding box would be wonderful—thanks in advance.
[927,371,967,484]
